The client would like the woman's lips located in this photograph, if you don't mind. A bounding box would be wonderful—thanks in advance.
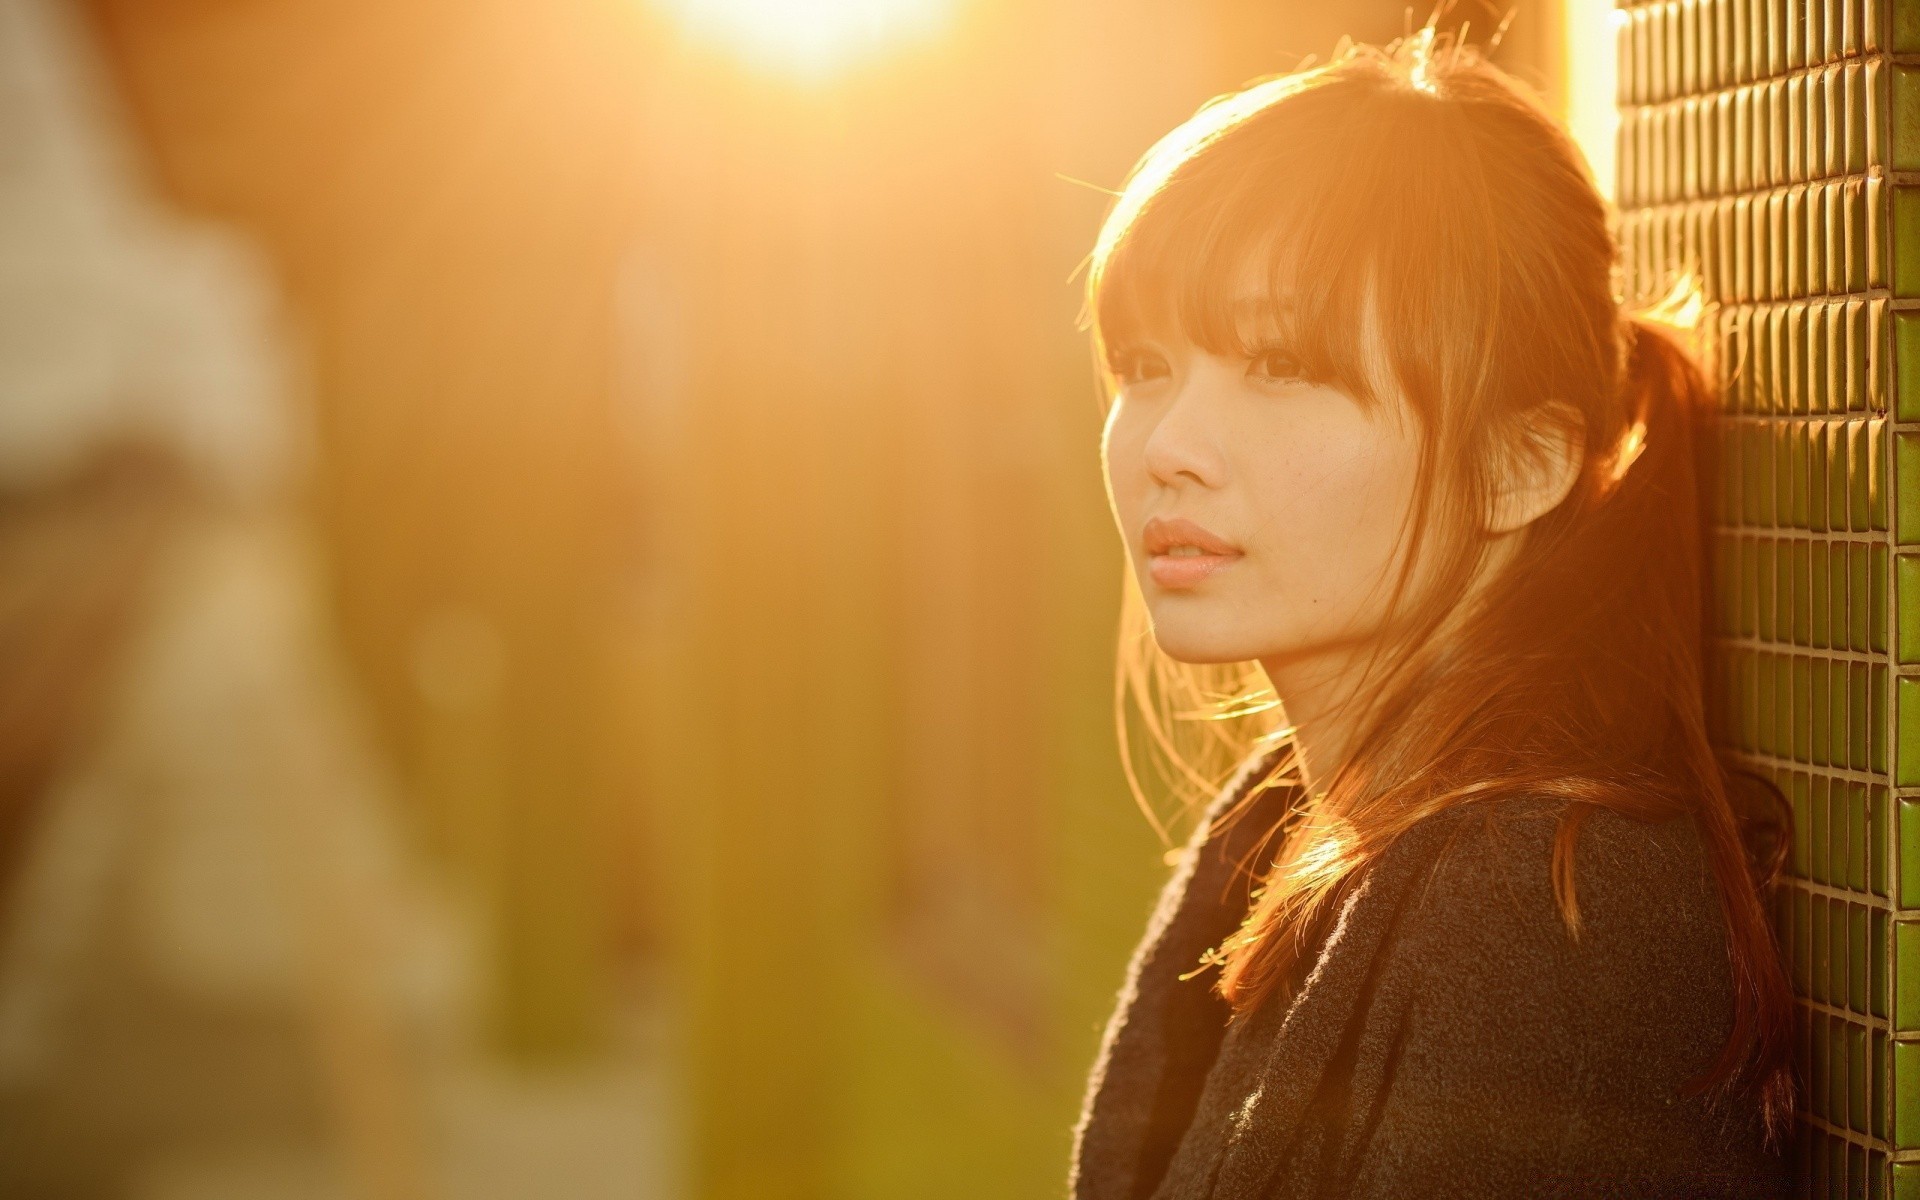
[1142,515,1243,589]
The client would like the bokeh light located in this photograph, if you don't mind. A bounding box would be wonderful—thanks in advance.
[649,0,957,79]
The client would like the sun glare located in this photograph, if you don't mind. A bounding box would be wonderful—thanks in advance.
[1563,0,1619,201]
[651,0,956,79]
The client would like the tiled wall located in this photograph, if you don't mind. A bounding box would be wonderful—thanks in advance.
[1613,1,1920,1192]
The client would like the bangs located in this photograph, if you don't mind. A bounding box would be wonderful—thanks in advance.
[1088,59,1474,417]
[1094,161,1373,402]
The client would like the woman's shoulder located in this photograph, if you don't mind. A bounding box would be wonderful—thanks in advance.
[1382,794,1730,988]
[1402,791,1716,897]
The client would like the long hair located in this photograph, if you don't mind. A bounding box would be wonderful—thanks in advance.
[1085,33,1796,1140]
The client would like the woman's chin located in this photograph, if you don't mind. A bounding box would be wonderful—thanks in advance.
[1147,625,1263,666]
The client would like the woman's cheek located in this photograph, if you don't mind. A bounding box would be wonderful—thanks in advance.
[1269,465,1385,587]
[1101,423,1148,559]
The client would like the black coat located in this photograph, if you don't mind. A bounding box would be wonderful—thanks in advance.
[1069,744,1794,1199]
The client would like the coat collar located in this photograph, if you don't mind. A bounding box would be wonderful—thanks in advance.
[1072,745,1479,1200]
[1069,740,1298,1200]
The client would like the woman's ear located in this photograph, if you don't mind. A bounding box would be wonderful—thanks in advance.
[1487,400,1585,536]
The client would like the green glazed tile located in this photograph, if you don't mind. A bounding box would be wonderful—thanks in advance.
[1898,311,1920,421]
[1729,655,1746,749]
[1875,663,1891,774]
[1791,422,1809,527]
[1811,662,1830,766]
[1811,303,1831,411]
[1895,1039,1920,1148]
[1901,554,1920,664]
[1854,543,1871,652]
[1794,774,1813,879]
[1834,1021,1850,1135]
[1827,775,1845,887]
[1853,421,1873,531]
[1758,538,1777,639]
[1812,426,1827,529]
[1895,67,1920,172]
[1814,894,1831,1005]
[1876,906,1891,1018]
[1740,537,1759,639]
[1780,654,1798,760]
[1872,177,1890,291]
[1794,541,1813,646]
[1721,427,1744,523]
[1812,775,1831,884]
[1757,652,1777,756]
[1850,664,1866,768]
[1781,299,1797,410]
[1816,1006,1832,1119]
[1771,887,1789,964]
[1872,58,1889,165]
[1812,541,1830,649]
[1878,543,1893,655]
[1849,180,1869,292]
[1874,299,1890,414]
[1820,1013,1835,1128]
[1852,1020,1869,1130]
[1829,297,1847,399]
[1795,887,1812,994]
[1889,668,1920,783]
[1829,543,1848,649]
[1776,422,1795,522]
[1889,0,1920,53]
[1879,1028,1892,1141]
[1901,800,1920,908]
[1833,899,1850,1006]
[1746,422,1770,525]
[1898,921,1920,1031]
[1874,420,1890,530]
[1899,0,1920,54]
[1895,430,1920,543]
[1852,905,1869,1013]
[1810,306,1830,416]
[1896,1160,1920,1200]
[1852,299,1870,413]
[1849,784,1869,893]
[1851,662,1870,769]
[1875,785,1891,899]
[1833,661,1852,768]
[1714,538,1739,637]
[1794,654,1812,762]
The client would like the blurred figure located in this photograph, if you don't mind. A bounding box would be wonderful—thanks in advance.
[0,1,473,1195]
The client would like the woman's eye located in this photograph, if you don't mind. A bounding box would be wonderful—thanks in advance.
[1247,349,1307,383]
[1109,349,1170,386]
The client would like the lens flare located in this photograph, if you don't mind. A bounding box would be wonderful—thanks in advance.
[651,0,956,79]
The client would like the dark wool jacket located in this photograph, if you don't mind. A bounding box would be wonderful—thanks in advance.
[1069,745,1794,1200]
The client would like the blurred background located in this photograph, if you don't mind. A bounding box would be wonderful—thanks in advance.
[0,1,1606,1197]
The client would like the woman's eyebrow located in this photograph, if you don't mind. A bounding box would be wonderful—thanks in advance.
[1229,298,1293,343]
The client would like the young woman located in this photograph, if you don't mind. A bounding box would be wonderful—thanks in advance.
[1067,32,1797,1200]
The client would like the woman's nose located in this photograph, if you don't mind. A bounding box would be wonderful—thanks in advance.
[1141,367,1229,489]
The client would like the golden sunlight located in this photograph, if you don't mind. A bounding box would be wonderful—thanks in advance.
[650,0,956,78]
[1562,0,1619,201]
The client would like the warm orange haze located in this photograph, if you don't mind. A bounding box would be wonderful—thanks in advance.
[0,0,1857,1196]
[650,0,958,77]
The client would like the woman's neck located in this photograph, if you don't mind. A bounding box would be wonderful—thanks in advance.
[1256,643,1379,796]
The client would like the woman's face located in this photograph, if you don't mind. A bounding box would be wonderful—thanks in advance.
[1099,305,1427,676]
